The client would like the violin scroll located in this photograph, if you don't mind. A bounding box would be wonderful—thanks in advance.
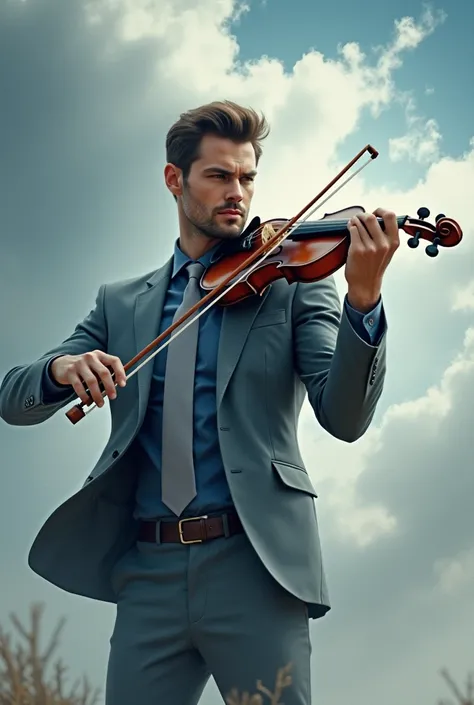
[404,207,463,258]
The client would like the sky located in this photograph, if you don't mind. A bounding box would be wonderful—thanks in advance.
[0,0,473,703]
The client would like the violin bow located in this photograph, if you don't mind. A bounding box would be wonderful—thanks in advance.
[66,144,378,424]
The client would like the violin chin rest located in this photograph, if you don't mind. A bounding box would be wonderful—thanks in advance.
[241,215,261,237]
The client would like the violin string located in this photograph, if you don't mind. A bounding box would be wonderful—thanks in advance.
[302,157,371,221]
[82,155,374,416]
[247,155,373,244]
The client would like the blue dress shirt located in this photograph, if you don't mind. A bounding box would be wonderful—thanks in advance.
[42,240,383,519]
[134,243,231,519]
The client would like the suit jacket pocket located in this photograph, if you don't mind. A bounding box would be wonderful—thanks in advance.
[271,460,318,497]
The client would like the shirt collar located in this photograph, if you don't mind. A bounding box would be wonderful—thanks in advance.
[172,239,221,279]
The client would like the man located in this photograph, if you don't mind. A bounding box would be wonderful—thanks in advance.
[0,100,399,704]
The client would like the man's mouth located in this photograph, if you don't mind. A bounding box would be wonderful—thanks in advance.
[218,209,242,216]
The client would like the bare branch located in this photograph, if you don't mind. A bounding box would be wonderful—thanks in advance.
[0,604,101,705]
[438,667,474,705]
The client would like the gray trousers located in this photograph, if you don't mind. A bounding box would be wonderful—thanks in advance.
[106,530,312,704]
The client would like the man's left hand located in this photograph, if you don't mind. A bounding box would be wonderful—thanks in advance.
[345,207,400,312]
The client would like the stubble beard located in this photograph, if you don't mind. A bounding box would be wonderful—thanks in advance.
[193,218,245,242]
[181,190,247,242]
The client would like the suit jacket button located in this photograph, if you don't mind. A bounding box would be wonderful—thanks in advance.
[112,450,119,458]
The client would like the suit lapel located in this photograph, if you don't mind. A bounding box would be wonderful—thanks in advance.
[216,288,270,408]
[133,257,173,423]
[133,255,270,416]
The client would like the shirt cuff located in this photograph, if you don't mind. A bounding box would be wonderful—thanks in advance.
[344,295,384,345]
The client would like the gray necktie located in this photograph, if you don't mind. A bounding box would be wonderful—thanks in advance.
[161,261,204,516]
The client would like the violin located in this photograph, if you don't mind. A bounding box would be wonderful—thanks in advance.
[200,205,462,306]
[65,144,463,425]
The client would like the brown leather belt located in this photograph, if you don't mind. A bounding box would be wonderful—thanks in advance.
[138,510,243,545]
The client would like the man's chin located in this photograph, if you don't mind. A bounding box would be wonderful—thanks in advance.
[204,222,245,240]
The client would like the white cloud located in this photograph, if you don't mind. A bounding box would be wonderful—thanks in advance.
[387,7,446,53]
[84,0,246,77]
[387,91,445,166]
[435,545,474,595]
[300,322,474,548]
[452,278,474,311]
[82,0,447,208]
[389,110,442,164]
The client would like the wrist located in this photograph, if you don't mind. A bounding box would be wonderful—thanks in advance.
[347,287,381,313]
[49,355,70,387]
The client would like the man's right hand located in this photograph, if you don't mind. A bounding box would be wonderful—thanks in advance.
[50,351,127,407]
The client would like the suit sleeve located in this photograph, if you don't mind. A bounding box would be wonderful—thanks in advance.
[292,276,386,442]
[0,285,108,426]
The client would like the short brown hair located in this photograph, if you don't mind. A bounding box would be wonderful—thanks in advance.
[166,100,270,178]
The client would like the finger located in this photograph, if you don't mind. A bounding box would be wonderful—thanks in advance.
[349,216,374,249]
[90,359,118,401]
[373,207,394,222]
[103,354,127,387]
[79,353,107,402]
[77,360,109,407]
[85,352,123,397]
[372,208,400,245]
[355,213,386,248]
[347,217,362,244]
[68,369,99,406]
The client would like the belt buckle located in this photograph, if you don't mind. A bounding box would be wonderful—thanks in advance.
[178,515,208,544]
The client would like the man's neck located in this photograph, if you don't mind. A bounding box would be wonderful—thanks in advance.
[178,233,219,261]
[176,207,220,260]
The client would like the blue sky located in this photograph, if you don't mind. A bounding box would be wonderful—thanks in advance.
[0,1,473,705]
[234,1,473,188]
[235,0,473,146]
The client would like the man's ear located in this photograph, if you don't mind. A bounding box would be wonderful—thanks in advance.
[164,163,183,198]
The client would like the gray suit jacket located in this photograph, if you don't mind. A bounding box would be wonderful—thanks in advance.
[0,256,386,619]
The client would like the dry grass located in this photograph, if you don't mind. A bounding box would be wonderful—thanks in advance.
[0,603,100,705]
[225,663,292,705]
[1,603,472,705]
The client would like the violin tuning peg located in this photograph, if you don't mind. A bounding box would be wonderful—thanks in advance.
[417,207,430,220]
[425,236,440,258]
[435,213,446,222]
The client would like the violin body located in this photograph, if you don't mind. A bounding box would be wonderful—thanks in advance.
[201,206,463,306]
[200,206,359,305]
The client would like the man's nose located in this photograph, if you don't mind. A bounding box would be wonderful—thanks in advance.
[225,180,244,202]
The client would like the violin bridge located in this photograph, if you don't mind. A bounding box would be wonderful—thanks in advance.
[261,222,277,246]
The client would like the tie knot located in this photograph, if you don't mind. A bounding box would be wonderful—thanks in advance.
[186,262,204,281]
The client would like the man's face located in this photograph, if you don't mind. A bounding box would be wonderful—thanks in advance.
[178,134,257,242]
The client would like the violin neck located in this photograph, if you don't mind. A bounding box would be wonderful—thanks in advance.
[289,216,408,241]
